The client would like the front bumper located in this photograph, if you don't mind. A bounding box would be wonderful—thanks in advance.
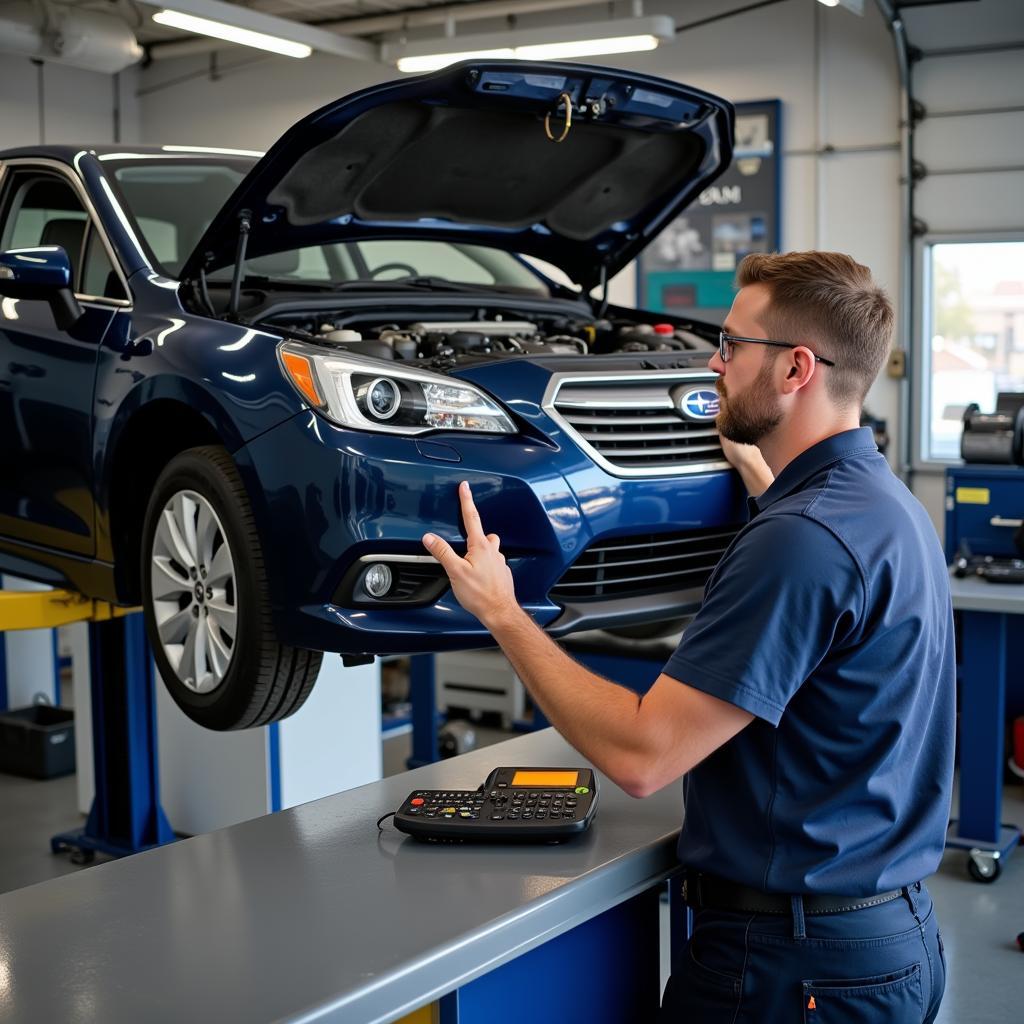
[235,409,745,656]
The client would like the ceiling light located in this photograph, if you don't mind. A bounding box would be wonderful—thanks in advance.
[816,0,865,11]
[138,0,375,60]
[152,10,311,57]
[383,16,675,73]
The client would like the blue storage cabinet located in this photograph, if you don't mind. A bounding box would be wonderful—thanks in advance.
[944,465,1024,561]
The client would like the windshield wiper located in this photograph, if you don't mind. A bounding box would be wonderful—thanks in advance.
[330,275,473,292]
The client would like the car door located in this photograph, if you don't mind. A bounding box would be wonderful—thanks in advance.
[0,163,130,556]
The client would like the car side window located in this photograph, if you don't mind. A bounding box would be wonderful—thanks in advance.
[81,225,129,301]
[0,170,127,302]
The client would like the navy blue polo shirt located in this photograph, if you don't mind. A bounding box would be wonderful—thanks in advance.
[663,427,955,896]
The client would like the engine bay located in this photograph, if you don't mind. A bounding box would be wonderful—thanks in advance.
[259,307,718,366]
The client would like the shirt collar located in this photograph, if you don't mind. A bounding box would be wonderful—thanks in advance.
[750,426,878,516]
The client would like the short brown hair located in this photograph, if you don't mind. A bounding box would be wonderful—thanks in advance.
[736,251,894,407]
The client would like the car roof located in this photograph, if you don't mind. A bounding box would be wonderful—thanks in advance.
[0,144,261,164]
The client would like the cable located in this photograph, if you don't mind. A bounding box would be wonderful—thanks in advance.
[377,811,396,832]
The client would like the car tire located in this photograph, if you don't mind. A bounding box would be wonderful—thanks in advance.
[141,445,322,730]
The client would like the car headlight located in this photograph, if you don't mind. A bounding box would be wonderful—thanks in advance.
[278,341,515,435]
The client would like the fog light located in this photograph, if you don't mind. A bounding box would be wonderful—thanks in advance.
[367,377,401,420]
[362,562,393,598]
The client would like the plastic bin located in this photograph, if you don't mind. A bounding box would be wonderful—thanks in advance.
[0,705,76,779]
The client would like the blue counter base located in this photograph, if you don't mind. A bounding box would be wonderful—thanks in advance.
[945,820,1020,856]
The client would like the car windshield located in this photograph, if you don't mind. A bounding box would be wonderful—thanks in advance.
[105,156,550,294]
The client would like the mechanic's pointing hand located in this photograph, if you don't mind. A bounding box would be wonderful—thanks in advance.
[423,482,520,630]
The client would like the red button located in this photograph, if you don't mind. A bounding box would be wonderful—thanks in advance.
[653,323,675,335]
[411,798,424,806]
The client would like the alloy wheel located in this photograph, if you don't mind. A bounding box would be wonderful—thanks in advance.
[150,490,237,694]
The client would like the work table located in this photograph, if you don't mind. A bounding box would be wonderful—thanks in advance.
[0,728,684,1023]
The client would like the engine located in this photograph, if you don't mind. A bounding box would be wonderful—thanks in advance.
[261,311,716,364]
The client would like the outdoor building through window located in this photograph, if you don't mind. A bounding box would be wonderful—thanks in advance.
[926,240,1024,461]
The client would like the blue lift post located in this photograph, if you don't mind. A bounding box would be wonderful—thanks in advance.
[407,653,445,768]
[51,613,175,863]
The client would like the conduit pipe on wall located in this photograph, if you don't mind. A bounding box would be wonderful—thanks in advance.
[0,1,143,73]
[874,0,914,480]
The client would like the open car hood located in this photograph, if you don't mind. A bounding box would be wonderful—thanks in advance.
[179,60,734,292]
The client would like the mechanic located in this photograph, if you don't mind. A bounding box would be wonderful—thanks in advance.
[423,250,954,1023]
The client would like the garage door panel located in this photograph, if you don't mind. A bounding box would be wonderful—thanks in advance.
[903,0,1024,51]
[914,51,1024,113]
[915,111,1024,172]
[915,169,1024,233]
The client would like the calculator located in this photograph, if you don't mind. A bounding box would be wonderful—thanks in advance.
[393,767,599,843]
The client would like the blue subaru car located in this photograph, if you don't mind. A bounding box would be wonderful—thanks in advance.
[0,61,745,729]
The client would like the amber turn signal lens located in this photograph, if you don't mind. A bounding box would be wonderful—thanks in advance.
[281,351,324,407]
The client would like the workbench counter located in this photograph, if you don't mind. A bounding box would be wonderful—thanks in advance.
[948,571,1024,613]
[0,728,683,1024]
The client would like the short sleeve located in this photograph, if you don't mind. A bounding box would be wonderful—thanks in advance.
[662,514,863,724]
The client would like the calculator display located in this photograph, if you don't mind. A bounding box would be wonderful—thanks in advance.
[511,770,579,788]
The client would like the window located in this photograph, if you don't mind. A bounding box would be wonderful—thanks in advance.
[924,240,1024,461]
[1,172,127,301]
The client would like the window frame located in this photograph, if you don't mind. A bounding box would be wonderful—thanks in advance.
[911,229,1024,472]
[0,158,132,309]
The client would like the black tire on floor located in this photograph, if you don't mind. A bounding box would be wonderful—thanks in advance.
[141,445,322,730]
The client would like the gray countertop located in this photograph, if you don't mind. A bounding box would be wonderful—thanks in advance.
[948,570,1024,613]
[0,729,683,1024]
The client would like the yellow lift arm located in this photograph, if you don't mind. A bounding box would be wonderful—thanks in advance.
[0,590,139,632]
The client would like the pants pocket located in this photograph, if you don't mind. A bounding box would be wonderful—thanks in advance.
[802,962,923,1023]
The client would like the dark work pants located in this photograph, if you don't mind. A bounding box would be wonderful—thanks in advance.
[659,882,945,1023]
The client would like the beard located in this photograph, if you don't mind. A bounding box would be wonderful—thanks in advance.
[716,362,783,446]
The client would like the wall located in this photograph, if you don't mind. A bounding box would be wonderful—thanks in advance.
[0,55,139,148]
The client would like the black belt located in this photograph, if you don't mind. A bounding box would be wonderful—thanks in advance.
[682,869,908,916]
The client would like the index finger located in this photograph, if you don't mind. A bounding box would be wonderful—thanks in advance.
[459,480,488,546]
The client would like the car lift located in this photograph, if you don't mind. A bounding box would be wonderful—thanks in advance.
[0,588,174,863]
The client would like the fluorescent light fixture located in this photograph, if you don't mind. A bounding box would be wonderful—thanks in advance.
[397,49,515,74]
[162,145,265,157]
[383,16,675,73]
[138,0,376,60]
[152,10,311,57]
[816,0,865,11]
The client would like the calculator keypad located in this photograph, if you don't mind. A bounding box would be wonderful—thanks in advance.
[398,781,593,840]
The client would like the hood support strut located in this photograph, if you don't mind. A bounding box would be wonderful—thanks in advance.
[228,209,252,317]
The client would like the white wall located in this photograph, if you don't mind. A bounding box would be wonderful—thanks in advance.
[0,55,139,148]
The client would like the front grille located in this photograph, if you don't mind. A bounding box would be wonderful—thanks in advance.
[547,373,728,477]
[550,525,741,601]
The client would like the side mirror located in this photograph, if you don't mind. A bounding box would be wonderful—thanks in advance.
[0,246,83,331]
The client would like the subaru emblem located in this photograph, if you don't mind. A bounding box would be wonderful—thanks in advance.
[678,387,720,421]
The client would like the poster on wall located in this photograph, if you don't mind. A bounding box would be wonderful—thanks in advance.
[638,100,780,326]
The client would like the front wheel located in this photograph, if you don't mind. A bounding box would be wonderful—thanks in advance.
[141,446,321,730]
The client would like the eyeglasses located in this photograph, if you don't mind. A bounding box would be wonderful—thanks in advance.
[718,330,836,367]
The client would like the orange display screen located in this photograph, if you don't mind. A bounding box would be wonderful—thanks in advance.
[511,770,579,788]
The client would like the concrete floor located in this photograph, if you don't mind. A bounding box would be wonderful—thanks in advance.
[2,739,1022,1020]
